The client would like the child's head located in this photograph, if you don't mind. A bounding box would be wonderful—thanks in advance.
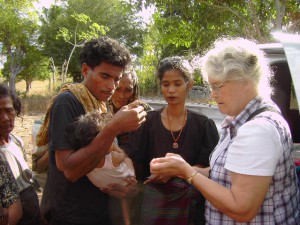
[66,110,113,150]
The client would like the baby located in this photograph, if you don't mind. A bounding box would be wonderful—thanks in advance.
[66,110,135,225]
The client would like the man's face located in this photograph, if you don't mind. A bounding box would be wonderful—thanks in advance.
[0,96,16,139]
[82,62,124,101]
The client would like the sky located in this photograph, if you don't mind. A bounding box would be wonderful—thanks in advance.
[33,0,58,11]
[33,0,154,24]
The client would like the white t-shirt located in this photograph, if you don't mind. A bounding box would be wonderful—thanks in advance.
[211,118,283,176]
[223,118,282,176]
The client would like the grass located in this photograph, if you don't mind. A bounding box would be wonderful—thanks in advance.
[16,80,55,115]
[16,80,52,95]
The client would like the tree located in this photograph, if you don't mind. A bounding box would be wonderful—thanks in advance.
[137,25,161,96]
[0,0,39,94]
[140,0,300,55]
[39,0,147,82]
[18,47,50,93]
[133,0,299,95]
[56,12,108,83]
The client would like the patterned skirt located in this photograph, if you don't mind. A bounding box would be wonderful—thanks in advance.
[140,177,204,225]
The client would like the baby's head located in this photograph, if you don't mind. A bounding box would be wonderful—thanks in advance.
[66,110,113,150]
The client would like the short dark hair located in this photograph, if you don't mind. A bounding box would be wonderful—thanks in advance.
[79,36,131,69]
[0,83,22,116]
[65,110,113,150]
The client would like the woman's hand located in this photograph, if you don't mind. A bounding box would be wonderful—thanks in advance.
[143,173,172,184]
[102,176,139,199]
[150,153,192,180]
[0,207,8,225]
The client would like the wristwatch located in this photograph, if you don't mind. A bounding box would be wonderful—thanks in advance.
[186,170,198,184]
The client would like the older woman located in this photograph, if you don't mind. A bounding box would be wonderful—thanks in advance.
[150,38,300,224]
[105,68,152,225]
[107,68,152,146]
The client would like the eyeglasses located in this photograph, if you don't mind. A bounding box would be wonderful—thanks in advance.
[207,82,228,92]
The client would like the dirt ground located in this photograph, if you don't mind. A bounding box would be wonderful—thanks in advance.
[14,113,44,168]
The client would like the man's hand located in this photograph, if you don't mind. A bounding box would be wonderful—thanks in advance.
[110,100,147,133]
[101,177,139,199]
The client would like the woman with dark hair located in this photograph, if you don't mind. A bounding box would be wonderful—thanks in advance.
[0,83,42,225]
[123,57,219,225]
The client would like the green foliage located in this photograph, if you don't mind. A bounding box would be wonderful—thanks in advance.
[56,13,109,43]
[39,0,146,82]
[0,0,40,93]
[141,0,300,58]
[18,47,51,85]
[136,24,161,95]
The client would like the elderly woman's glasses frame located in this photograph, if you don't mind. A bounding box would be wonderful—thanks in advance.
[207,81,228,92]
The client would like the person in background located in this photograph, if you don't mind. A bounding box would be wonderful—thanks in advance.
[107,67,152,147]
[150,37,300,224]
[0,83,42,225]
[106,68,153,225]
[0,155,22,225]
[37,36,146,225]
[123,56,219,225]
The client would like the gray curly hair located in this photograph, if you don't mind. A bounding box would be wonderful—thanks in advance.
[200,37,273,98]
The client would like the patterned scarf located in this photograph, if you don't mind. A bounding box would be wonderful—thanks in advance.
[35,83,107,146]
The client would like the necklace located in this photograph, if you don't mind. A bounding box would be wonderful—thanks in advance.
[166,107,187,149]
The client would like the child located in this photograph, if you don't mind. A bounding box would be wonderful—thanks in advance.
[66,110,135,225]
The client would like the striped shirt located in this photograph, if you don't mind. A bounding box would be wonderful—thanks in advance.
[206,96,300,224]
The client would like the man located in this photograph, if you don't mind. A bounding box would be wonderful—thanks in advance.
[39,36,146,225]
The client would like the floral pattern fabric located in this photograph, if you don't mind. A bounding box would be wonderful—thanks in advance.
[0,155,19,208]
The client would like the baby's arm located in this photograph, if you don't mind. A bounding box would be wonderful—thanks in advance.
[111,144,126,167]
[96,144,114,168]
[111,146,135,176]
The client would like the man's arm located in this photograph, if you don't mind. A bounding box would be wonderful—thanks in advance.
[56,101,146,182]
[7,200,22,225]
[34,151,49,174]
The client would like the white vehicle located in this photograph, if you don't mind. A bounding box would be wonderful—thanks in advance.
[260,34,300,176]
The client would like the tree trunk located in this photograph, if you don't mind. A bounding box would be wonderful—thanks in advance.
[50,57,56,91]
[8,49,25,95]
[274,0,285,30]
[9,75,16,95]
[64,45,76,81]
[25,80,32,93]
